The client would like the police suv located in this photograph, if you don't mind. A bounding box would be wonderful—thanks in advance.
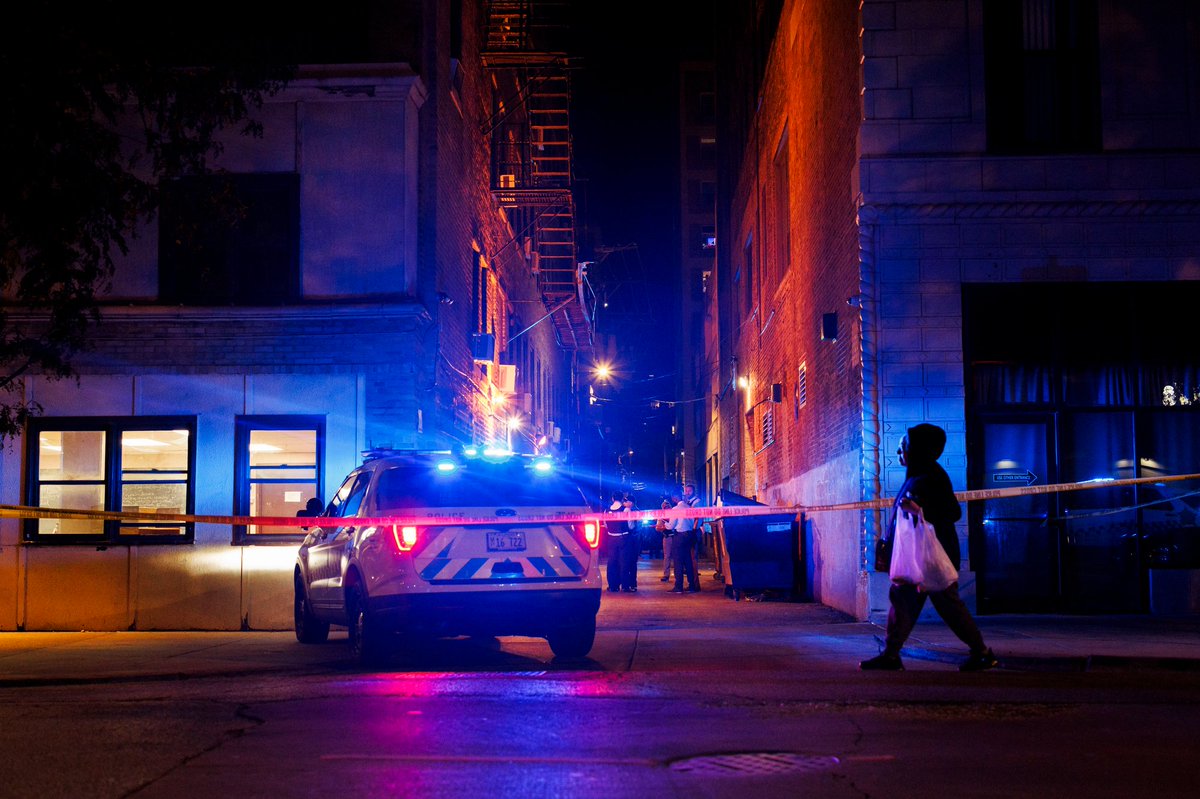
[294,448,602,664]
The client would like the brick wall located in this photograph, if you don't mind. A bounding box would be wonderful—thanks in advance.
[425,0,574,451]
[728,0,863,500]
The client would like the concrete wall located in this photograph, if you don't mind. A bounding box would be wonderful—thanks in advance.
[106,73,427,303]
[1,372,364,630]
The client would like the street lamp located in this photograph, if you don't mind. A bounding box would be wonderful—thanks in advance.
[506,414,523,450]
[617,448,634,487]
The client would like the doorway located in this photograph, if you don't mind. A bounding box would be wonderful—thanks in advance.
[971,415,1060,612]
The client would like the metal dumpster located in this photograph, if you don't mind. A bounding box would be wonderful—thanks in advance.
[716,490,802,600]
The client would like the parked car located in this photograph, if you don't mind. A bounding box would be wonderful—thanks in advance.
[294,448,602,664]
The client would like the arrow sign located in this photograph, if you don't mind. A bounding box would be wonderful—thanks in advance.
[992,470,1037,486]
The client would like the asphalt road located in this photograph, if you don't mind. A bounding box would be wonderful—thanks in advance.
[2,566,1198,798]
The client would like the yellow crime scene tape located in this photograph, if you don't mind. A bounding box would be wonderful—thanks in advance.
[2,472,1198,529]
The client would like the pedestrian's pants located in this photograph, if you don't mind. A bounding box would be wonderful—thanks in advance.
[884,581,986,656]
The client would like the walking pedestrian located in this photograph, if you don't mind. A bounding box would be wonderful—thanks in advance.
[861,423,999,672]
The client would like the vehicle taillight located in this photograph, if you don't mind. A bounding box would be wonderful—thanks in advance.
[578,521,600,549]
[393,524,419,552]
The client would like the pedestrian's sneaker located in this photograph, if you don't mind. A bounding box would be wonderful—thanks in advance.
[859,652,904,671]
[669,587,685,594]
[960,648,999,672]
[660,577,670,582]
[687,586,701,593]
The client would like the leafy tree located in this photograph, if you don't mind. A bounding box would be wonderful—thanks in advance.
[0,5,293,439]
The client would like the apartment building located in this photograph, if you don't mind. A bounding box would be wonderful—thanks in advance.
[2,2,592,630]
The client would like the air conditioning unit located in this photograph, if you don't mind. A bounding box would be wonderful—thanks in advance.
[496,364,517,394]
[471,333,495,362]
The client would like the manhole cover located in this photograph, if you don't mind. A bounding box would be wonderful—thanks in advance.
[669,752,840,777]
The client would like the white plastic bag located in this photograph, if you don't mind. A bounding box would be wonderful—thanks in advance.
[888,508,959,592]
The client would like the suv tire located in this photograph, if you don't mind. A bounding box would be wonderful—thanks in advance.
[348,579,387,667]
[294,578,330,644]
[547,614,597,660]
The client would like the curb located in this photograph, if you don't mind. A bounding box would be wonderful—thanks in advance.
[872,635,1200,673]
[898,642,1200,673]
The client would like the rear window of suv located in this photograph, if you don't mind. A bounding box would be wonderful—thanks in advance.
[374,463,590,510]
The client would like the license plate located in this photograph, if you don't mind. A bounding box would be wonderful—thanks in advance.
[487,530,526,551]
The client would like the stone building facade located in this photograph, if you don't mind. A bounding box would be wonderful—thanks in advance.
[1,3,587,631]
[712,0,1200,619]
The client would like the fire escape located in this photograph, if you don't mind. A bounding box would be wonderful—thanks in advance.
[482,1,593,359]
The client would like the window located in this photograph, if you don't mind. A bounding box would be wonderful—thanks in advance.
[234,416,324,542]
[472,251,490,334]
[742,235,755,315]
[159,172,300,305]
[450,0,463,60]
[796,362,807,418]
[684,69,715,125]
[374,463,587,510]
[984,0,1100,153]
[25,418,196,543]
[449,0,464,109]
[965,282,1200,409]
[770,132,790,285]
[329,472,370,518]
[700,181,716,213]
[690,223,715,256]
[760,408,776,450]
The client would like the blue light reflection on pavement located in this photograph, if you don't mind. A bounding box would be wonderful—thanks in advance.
[331,671,664,699]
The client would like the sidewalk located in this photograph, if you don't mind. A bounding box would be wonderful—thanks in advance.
[888,612,1200,672]
[2,556,1198,685]
[632,554,1200,673]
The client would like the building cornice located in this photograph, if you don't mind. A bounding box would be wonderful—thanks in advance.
[284,64,427,105]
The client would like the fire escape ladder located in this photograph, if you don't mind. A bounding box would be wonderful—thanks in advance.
[486,1,532,51]
[528,75,571,188]
[482,1,592,359]
[535,196,588,349]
